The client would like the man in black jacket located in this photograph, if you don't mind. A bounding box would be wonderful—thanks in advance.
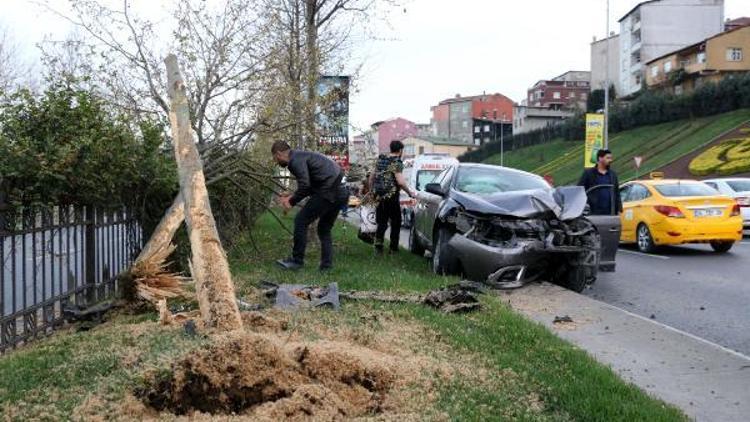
[577,149,622,215]
[272,141,348,271]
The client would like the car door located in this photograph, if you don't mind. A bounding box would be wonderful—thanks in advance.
[618,184,635,241]
[423,167,454,248]
[621,183,651,241]
[584,184,622,272]
[415,168,448,243]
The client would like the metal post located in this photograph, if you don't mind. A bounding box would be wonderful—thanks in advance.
[604,0,610,149]
[500,120,505,166]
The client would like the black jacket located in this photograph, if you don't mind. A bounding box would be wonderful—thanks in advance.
[577,167,622,214]
[287,150,344,206]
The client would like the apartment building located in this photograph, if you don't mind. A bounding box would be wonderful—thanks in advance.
[619,0,724,97]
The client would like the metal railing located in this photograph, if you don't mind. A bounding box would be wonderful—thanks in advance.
[0,206,142,352]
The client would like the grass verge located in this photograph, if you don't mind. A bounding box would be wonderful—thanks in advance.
[0,212,687,421]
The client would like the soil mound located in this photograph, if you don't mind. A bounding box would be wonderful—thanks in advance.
[136,332,398,419]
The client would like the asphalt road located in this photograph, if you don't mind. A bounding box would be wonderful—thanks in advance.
[585,240,750,356]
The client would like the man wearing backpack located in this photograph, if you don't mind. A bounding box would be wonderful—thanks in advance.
[368,140,417,254]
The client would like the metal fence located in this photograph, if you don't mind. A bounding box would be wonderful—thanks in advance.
[0,206,142,352]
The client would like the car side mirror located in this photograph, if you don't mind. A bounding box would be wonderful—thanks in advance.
[425,183,445,196]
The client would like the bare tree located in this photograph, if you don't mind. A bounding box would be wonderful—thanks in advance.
[0,25,22,94]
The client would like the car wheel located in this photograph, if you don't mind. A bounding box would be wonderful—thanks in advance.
[710,240,733,253]
[636,223,656,253]
[432,227,459,275]
[555,218,600,293]
[408,223,425,256]
[562,266,589,293]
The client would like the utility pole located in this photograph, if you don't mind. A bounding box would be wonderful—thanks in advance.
[604,0,610,149]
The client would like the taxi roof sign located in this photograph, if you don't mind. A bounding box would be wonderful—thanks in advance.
[650,171,664,180]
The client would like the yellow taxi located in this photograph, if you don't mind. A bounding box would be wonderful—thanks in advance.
[619,179,743,253]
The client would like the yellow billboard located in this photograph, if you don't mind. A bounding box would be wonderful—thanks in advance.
[584,113,604,168]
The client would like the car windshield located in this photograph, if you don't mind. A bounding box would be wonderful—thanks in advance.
[654,183,717,197]
[727,180,750,193]
[416,170,443,191]
[455,166,549,195]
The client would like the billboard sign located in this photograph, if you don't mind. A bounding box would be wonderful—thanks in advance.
[316,75,350,170]
[584,113,604,168]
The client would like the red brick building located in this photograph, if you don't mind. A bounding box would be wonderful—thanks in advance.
[527,71,591,110]
[430,93,514,145]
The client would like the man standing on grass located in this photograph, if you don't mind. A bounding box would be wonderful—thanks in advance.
[578,148,622,215]
[272,141,348,271]
[369,140,416,254]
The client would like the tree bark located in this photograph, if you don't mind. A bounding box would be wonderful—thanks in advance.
[134,193,185,264]
[164,54,243,331]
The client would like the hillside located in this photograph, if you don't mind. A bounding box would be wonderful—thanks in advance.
[482,109,750,185]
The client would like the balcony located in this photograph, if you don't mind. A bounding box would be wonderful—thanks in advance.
[631,20,641,32]
[685,62,707,75]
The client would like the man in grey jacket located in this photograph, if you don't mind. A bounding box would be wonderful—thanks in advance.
[272,141,348,271]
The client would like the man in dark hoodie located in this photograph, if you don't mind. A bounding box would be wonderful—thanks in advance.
[577,148,622,215]
[272,141,348,271]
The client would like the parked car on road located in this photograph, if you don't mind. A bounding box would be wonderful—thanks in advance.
[408,163,620,292]
[703,177,750,231]
[619,179,743,253]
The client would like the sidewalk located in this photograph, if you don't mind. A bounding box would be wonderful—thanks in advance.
[499,282,750,422]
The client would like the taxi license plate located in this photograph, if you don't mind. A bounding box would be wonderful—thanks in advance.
[693,208,722,218]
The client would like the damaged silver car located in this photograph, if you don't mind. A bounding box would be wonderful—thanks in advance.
[409,164,620,292]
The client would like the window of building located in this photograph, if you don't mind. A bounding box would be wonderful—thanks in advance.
[474,139,481,146]
[474,126,480,133]
[727,47,743,62]
[697,52,707,63]
[651,65,659,77]
[462,121,468,128]
[553,92,561,99]
[483,137,490,144]
[418,146,425,155]
[569,92,576,98]
[462,103,470,112]
[664,61,672,72]
[581,93,587,100]
[484,125,490,132]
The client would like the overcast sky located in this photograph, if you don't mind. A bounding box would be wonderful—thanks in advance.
[2,0,747,135]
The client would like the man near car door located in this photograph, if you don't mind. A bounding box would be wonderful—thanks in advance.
[272,141,348,271]
[369,140,416,254]
[578,149,623,215]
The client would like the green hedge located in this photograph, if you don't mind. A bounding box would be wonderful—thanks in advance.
[462,72,750,163]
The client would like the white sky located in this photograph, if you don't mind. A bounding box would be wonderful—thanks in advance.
[1,0,747,135]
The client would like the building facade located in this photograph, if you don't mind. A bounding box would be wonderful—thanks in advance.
[619,0,725,97]
[370,117,419,152]
[646,24,750,94]
[591,34,622,95]
[430,93,514,144]
[402,136,474,160]
[513,105,575,135]
[526,71,591,110]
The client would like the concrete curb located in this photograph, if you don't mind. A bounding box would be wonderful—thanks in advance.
[500,282,750,422]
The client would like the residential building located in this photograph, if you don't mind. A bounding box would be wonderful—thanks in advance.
[513,105,575,135]
[646,23,750,94]
[619,0,725,97]
[430,93,514,144]
[402,136,475,160]
[350,133,379,165]
[526,71,591,110]
[725,17,750,32]
[591,34,622,95]
[370,117,419,153]
[472,118,513,147]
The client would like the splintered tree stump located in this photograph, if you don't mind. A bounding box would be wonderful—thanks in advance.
[164,54,243,331]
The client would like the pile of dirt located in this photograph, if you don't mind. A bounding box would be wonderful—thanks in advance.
[135,332,398,419]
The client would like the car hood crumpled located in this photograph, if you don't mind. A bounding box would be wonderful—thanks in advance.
[449,186,587,221]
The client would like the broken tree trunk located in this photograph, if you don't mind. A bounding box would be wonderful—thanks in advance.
[134,193,184,264]
[164,54,243,331]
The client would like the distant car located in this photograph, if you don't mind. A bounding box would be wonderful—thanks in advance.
[703,177,750,231]
[409,163,620,292]
[619,179,743,253]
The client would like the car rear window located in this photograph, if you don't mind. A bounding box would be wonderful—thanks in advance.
[455,166,549,195]
[654,183,717,197]
[727,180,750,193]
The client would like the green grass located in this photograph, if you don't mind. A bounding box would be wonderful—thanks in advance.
[0,212,687,421]
[483,109,750,184]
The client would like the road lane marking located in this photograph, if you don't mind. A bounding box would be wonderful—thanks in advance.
[618,249,670,260]
[596,300,750,362]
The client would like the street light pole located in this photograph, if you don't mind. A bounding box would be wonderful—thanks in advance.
[604,0,610,149]
[500,117,505,166]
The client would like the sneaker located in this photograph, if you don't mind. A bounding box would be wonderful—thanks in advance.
[276,258,303,271]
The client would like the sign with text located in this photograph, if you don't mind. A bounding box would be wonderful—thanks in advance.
[584,113,604,168]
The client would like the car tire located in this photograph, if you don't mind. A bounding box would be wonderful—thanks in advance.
[563,266,589,293]
[432,226,459,275]
[555,218,600,293]
[636,223,656,253]
[408,223,425,256]
[710,240,733,253]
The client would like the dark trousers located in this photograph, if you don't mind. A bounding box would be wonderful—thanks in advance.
[292,193,345,267]
[375,195,402,251]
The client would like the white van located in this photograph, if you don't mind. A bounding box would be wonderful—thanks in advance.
[401,153,459,227]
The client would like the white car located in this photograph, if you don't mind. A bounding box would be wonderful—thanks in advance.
[703,178,750,230]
